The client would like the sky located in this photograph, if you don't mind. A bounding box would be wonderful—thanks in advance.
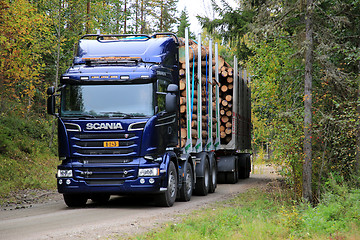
[176,0,238,34]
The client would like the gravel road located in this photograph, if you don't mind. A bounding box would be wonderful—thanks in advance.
[0,165,278,240]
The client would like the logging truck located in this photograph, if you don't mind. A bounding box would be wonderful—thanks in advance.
[46,28,251,207]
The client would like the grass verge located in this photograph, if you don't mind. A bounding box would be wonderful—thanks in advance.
[130,180,360,240]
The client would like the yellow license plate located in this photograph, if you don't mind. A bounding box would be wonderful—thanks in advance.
[103,141,119,147]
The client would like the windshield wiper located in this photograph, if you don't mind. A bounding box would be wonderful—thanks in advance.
[63,113,96,118]
[100,112,133,118]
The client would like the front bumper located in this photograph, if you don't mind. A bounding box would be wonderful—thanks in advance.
[57,176,166,194]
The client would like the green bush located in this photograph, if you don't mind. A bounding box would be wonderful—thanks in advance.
[0,113,58,201]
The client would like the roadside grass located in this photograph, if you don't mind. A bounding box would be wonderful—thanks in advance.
[0,113,58,203]
[131,179,360,240]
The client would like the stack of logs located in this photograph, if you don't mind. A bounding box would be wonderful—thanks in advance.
[178,38,235,148]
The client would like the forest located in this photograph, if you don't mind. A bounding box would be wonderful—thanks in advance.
[0,0,359,206]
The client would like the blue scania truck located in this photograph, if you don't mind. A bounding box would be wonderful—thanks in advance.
[47,29,251,207]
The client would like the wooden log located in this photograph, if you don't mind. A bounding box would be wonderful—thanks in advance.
[225,95,232,102]
[179,68,185,77]
[220,109,225,115]
[228,68,233,76]
[228,84,233,90]
[220,131,226,138]
[179,79,186,90]
[220,125,225,132]
[226,110,232,117]
[221,116,229,123]
[221,100,228,107]
[227,77,233,83]
[180,97,186,105]
[225,128,232,135]
[181,138,186,148]
[180,128,187,138]
[180,104,186,113]
[221,85,228,92]
[221,70,228,78]
[226,122,232,128]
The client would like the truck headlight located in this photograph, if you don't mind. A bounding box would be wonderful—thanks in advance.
[57,169,73,178]
[138,168,159,177]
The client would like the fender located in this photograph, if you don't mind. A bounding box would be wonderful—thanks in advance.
[208,151,217,172]
[160,151,178,189]
[195,151,209,178]
[217,155,237,173]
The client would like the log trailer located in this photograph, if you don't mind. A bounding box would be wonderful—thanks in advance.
[47,28,251,207]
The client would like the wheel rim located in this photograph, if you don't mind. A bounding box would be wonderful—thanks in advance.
[204,164,209,188]
[169,170,176,198]
[185,168,192,195]
[212,167,216,185]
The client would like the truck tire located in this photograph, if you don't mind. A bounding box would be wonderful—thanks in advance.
[226,170,238,184]
[156,161,177,207]
[63,194,88,207]
[208,153,217,193]
[178,161,193,202]
[238,154,251,179]
[194,159,210,196]
[90,194,110,204]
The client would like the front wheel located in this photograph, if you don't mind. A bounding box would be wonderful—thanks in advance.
[178,161,194,202]
[90,194,110,204]
[63,194,88,208]
[156,161,178,207]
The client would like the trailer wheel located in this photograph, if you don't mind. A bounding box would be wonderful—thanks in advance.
[208,154,217,193]
[63,194,88,207]
[194,159,210,196]
[178,161,193,202]
[157,161,177,207]
[239,154,251,179]
[226,170,238,184]
[90,194,110,204]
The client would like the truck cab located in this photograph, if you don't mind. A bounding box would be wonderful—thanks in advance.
[47,34,181,207]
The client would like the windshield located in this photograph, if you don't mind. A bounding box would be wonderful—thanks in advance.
[61,84,155,118]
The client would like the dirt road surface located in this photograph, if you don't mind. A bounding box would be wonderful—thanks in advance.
[0,165,278,240]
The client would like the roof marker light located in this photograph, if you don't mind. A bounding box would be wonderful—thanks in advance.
[80,76,89,80]
[62,76,70,80]
[141,75,150,79]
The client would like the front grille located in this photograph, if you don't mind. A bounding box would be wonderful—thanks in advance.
[74,166,136,185]
[85,180,125,185]
[74,133,135,139]
[71,132,138,157]
[79,158,132,164]
[76,148,133,155]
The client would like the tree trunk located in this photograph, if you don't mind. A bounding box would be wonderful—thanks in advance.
[303,0,314,203]
[356,72,360,174]
[124,0,127,34]
[86,0,90,34]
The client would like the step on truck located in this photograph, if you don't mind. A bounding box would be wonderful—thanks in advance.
[47,28,251,207]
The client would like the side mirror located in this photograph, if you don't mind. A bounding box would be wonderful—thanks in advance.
[47,95,56,115]
[165,84,178,113]
[165,93,177,113]
[167,84,178,93]
[47,86,55,95]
